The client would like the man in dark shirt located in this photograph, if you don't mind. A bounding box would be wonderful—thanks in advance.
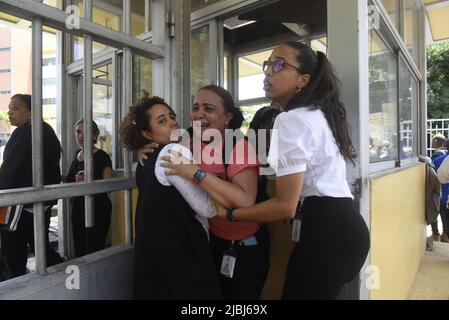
[0,94,63,278]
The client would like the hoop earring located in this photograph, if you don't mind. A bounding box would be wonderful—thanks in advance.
[296,87,302,95]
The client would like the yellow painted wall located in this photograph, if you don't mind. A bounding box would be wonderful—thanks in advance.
[109,188,138,246]
[370,164,427,300]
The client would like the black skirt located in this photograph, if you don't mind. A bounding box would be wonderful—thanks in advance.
[283,196,370,300]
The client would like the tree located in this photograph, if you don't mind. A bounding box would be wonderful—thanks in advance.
[427,42,449,119]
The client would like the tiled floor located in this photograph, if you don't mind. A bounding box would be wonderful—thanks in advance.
[408,241,449,300]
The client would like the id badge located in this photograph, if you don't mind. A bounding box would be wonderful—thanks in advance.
[220,250,236,278]
[292,218,302,242]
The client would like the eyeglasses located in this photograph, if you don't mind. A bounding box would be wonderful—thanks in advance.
[262,59,301,74]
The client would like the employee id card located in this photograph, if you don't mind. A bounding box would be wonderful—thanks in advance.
[292,218,302,242]
[220,250,236,278]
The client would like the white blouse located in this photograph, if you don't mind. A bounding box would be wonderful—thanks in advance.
[267,107,353,199]
[155,143,217,237]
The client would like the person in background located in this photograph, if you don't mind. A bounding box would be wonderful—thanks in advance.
[433,139,449,243]
[431,134,448,240]
[0,94,63,277]
[431,134,446,160]
[65,119,113,257]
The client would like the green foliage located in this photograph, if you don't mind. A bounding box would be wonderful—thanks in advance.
[239,102,270,133]
[427,42,449,119]
[0,111,8,122]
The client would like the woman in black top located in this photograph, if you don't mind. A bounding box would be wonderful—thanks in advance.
[120,96,221,300]
[66,119,113,257]
[0,94,63,277]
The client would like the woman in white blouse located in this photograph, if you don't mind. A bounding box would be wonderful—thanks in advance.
[217,42,370,300]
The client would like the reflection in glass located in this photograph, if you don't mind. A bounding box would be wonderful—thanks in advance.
[75,0,122,31]
[93,83,113,158]
[191,0,224,12]
[404,0,419,64]
[399,58,418,160]
[380,0,399,31]
[132,0,148,36]
[73,37,114,61]
[191,26,210,98]
[369,30,398,163]
[132,55,153,104]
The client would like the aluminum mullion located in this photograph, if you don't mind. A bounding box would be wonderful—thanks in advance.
[83,0,94,229]
[31,4,47,275]
[123,0,133,245]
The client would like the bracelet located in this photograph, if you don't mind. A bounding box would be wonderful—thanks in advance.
[226,208,235,222]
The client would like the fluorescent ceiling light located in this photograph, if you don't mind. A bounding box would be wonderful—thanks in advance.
[223,16,256,30]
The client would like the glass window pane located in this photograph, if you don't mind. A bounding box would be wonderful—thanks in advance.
[132,55,152,104]
[223,56,229,90]
[192,0,224,12]
[311,37,327,55]
[43,31,58,132]
[399,58,417,160]
[240,102,271,134]
[43,0,63,9]
[75,0,122,31]
[132,0,148,36]
[380,0,399,31]
[404,0,419,64]
[191,26,210,98]
[73,37,112,61]
[238,49,271,101]
[369,30,398,163]
[93,83,113,158]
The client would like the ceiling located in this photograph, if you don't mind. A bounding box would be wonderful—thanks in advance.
[425,0,449,42]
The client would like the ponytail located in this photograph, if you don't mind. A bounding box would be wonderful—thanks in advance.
[284,42,357,164]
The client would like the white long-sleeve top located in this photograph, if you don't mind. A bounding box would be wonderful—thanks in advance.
[437,155,449,184]
[154,143,217,238]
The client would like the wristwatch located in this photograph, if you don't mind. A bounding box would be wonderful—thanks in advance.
[226,208,235,222]
[193,168,207,183]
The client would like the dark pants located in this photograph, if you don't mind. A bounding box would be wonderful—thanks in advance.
[282,197,370,300]
[71,204,111,257]
[431,202,449,235]
[209,225,270,300]
[1,207,63,278]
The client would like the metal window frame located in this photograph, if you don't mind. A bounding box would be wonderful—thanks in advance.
[0,0,164,60]
[0,0,170,276]
[368,0,423,172]
[373,0,422,80]
[327,0,371,300]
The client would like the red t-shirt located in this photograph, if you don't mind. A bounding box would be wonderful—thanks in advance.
[197,139,261,241]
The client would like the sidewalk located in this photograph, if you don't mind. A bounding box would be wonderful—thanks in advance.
[408,241,449,300]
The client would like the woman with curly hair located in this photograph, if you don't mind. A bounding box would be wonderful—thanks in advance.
[120,96,221,300]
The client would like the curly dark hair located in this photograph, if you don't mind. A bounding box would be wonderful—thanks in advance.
[284,41,357,164]
[120,96,173,151]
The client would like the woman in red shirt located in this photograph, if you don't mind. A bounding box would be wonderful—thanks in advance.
[159,85,270,300]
